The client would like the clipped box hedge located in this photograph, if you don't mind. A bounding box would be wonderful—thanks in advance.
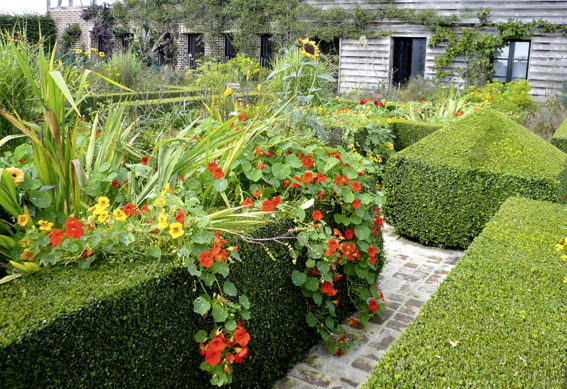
[0,215,384,388]
[551,117,567,153]
[364,197,567,388]
[383,108,567,248]
[82,87,201,111]
[120,92,260,113]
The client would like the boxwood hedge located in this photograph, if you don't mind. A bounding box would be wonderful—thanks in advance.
[364,197,567,388]
[0,215,384,388]
[551,117,567,154]
[383,108,567,248]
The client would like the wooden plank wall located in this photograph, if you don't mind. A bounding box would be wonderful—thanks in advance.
[308,0,567,99]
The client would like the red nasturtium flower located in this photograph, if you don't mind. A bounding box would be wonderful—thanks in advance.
[212,167,225,179]
[334,176,343,186]
[344,229,354,240]
[122,202,137,216]
[65,217,84,239]
[302,171,314,184]
[368,299,379,312]
[368,246,377,265]
[317,190,323,200]
[208,336,227,353]
[316,173,327,182]
[207,161,217,172]
[241,197,253,209]
[140,157,149,165]
[200,251,214,268]
[349,317,357,328]
[290,176,301,188]
[261,199,275,212]
[140,204,149,214]
[238,113,247,121]
[233,328,251,347]
[351,181,362,193]
[272,196,281,206]
[312,210,323,221]
[253,189,262,197]
[352,199,361,209]
[111,180,119,187]
[175,209,186,225]
[49,228,64,246]
[322,281,338,297]
[205,348,222,366]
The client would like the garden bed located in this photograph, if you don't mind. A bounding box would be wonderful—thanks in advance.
[364,197,567,388]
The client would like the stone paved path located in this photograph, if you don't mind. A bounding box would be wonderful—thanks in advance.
[272,224,464,389]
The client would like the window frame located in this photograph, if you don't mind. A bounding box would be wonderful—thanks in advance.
[492,40,531,82]
[188,34,204,70]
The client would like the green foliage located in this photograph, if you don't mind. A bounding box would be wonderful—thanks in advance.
[372,118,443,152]
[364,197,567,388]
[462,79,535,121]
[383,109,567,248]
[60,23,81,51]
[96,49,144,90]
[0,14,56,47]
[267,47,336,106]
[551,117,567,153]
[0,217,358,388]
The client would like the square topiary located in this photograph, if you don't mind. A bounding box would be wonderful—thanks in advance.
[551,117,567,154]
[383,108,567,248]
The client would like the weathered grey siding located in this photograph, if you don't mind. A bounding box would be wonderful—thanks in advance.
[311,0,567,99]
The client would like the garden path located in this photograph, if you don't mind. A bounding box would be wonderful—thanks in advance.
[272,224,464,389]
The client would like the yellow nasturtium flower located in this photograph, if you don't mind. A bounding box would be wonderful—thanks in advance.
[6,166,24,187]
[154,198,166,208]
[157,214,169,229]
[224,88,233,97]
[17,214,29,227]
[113,208,127,222]
[98,211,110,223]
[38,220,53,231]
[388,142,394,150]
[169,222,184,239]
[160,183,174,197]
[20,248,36,262]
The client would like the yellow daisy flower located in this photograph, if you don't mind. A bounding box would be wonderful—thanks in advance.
[224,88,233,97]
[99,52,105,57]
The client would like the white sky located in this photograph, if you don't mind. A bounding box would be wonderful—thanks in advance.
[0,0,119,15]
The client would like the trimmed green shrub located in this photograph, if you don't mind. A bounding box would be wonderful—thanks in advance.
[551,117,567,153]
[364,197,567,388]
[0,14,56,47]
[82,87,201,111]
[120,92,260,113]
[1,215,384,388]
[383,108,567,248]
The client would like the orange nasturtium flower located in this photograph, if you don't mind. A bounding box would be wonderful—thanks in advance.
[49,229,64,246]
[65,217,84,239]
[312,210,323,221]
[351,181,362,193]
[241,197,253,209]
[233,328,251,347]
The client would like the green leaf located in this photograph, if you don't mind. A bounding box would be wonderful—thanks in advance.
[271,163,291,179]
[290,208,306,221]
[313,292,323,305]
[200,272,216,286]
[306,117,327,142]
[344,262,356,276]
[212,304,229,322]
[195,330,208,343]
[223,281,237,296]
[118,231,136,245]
[241,309,250,320]
[225,320,237,332]
[185,179,200,190]
[306,259,316,268]
[239,295,250,309]
[325,316,335,330]
[359,312,369,324]
[29,190,51,208]
[245,169,262,182]
[326,300,336,316]
[148,246,161,260]
[193,296,210,316]
[267,63,292,79]
[214,261,230,278]
[292,270,307,286]
[213,178,228,192]
[304,277,319,291]
[306,314,316,327]
[355,264,369,279]
[334,214,350,226]
[317,73,336,82]
[354,225,370,240]
[286,154,303,168]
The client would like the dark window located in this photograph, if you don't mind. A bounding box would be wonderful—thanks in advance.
[225,34,237,62]
[157,33,172,66]
[122,33,133,52]
[391,37,426,85]
[316,38,340,57]
[97,36,105,53]
[260,34,275,67]
[188,34,204,69]
[492,41,530,82]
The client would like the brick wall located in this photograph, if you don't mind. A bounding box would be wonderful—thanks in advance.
[49,7,94,51]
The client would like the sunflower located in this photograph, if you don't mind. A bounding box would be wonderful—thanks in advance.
[99,52,105,57]
[299,39,320,61]
[73,49,82,54]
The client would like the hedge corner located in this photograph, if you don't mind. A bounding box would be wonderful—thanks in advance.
[551,117,567,154]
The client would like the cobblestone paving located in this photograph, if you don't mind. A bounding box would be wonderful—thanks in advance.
[272,224,464,389]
